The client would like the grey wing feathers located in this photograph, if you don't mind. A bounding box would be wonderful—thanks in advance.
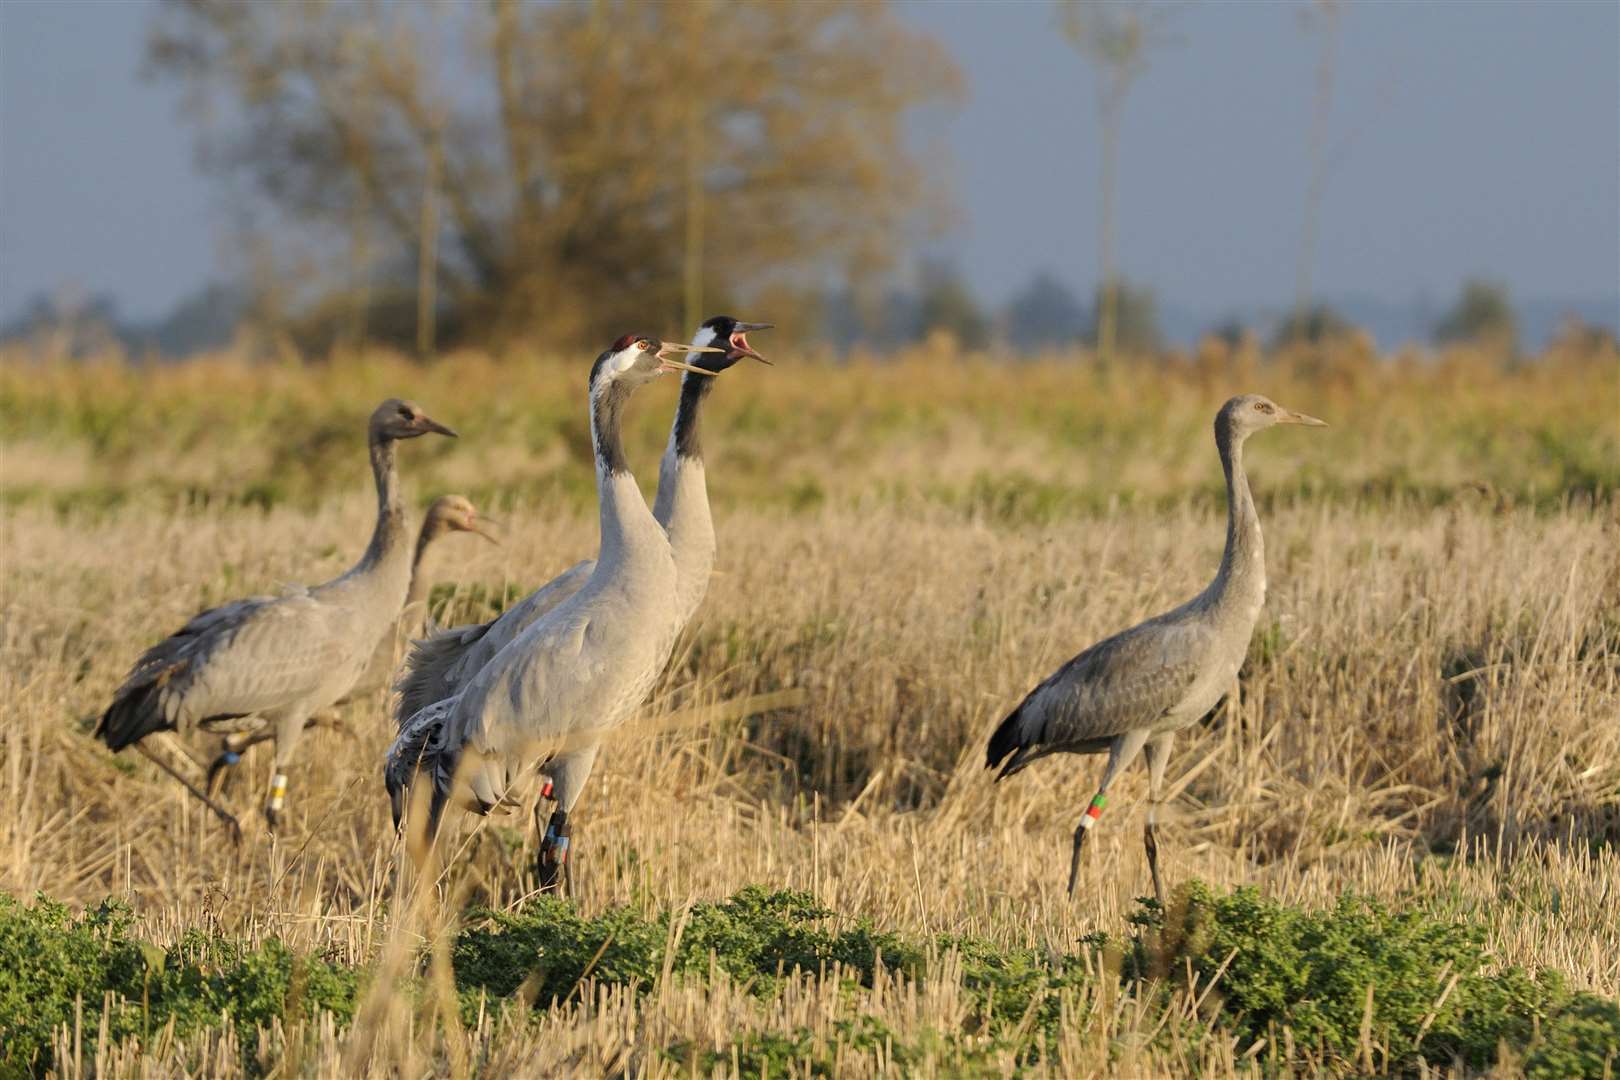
[392,559,592,734]
[393,622,491,733]
[98,593,333,750]
[385,697,454,827]
[987,618,1208,779]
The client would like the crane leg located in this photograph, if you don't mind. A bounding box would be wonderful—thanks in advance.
[263,710,313,832]
[206,711,342,799]
[536,809,572,894]
[1142,732,1175,909]
[133,741,243,844]
[535,744,598,895]
[1067,728,1150,898]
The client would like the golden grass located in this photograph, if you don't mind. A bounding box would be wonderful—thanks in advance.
[1,339,1617,1075]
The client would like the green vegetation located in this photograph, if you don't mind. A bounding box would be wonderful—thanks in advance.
[4,884,1614,1078]
[1145,883,1619,1077]
[0,894,358,1078]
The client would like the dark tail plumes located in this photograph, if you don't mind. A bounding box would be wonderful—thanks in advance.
[985,706,1024,776]
[95,681,175,751]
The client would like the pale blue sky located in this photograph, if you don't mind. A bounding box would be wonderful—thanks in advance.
[2,0,1616,331]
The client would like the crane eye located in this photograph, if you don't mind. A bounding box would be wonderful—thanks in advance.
[1254,402,1273,413]
[638,339,653,351]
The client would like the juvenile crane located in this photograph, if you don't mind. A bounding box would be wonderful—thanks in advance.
[986,394,1325,903]
[393,316,769,888]
[97,398,458,831]
[384,334,722,856]
[201,494,497,794]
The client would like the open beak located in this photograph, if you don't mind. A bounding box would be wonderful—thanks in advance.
[1281,409,1328,427]
[419,416,459,438]
[656,341,723,375]
[729,321,774,365]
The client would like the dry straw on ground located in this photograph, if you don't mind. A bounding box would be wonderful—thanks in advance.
[1,338,1616,1075]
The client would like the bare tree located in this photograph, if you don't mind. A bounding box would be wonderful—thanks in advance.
[1057,1,1179,364]
[149,0,960,349]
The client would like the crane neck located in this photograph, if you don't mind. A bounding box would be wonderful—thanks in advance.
[407,515,445,609]
[668,371,714,462]
[1212,419,1265,606]
[357,435,409,572]
[653,371,718,623]
[590,376,666,573]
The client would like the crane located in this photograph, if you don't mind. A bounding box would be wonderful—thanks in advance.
[96,398,458,832]
[986,394,1325,904]
[384,335,721,862]
[198,493,497,796]
[392,316,769,889]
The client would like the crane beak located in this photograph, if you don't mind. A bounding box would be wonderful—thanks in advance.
[728,321,774,365]
[655,341,723,375]
[1281,409,1328,427]
[468,517,501,545]
[419,416,459,437]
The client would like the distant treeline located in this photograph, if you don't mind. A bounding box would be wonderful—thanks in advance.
[2,271,1611,362]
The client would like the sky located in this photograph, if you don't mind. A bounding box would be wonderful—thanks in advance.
[2,0,1616,331]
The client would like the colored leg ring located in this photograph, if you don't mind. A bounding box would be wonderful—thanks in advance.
[1078,795,1106,830]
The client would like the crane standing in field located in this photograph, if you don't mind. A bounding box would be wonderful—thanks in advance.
[200,494,498,796]
[393,316,770,889]
[384,334,723,859]
[986,394,1326,904]
[96,398,459,832]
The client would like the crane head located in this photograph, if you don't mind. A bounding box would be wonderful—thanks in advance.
[1219,394,1328,440]
[685,316,774,371]
[372,398,458,442]
[591,334,726,390]
[425,494,499,545]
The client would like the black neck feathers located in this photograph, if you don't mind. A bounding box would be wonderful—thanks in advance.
[591,379,633,476]
[671,372,714,461]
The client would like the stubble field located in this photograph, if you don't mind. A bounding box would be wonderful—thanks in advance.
[1,337,1617,1077]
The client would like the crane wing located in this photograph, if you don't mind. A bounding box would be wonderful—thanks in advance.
[98,591,345,749]
[987,616,1213,778]
[393,559,593,732]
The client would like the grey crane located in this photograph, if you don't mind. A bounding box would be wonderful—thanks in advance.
[392,315,769,888]
[199,493,497,795]
[985,394,1325,904]
[96,398,457,832]
[384,334,721,857]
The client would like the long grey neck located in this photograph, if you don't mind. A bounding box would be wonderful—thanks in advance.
[1209,420,1265,610]
[591,378,664,575]
[652,372,717,623]
[357,436,409,572]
